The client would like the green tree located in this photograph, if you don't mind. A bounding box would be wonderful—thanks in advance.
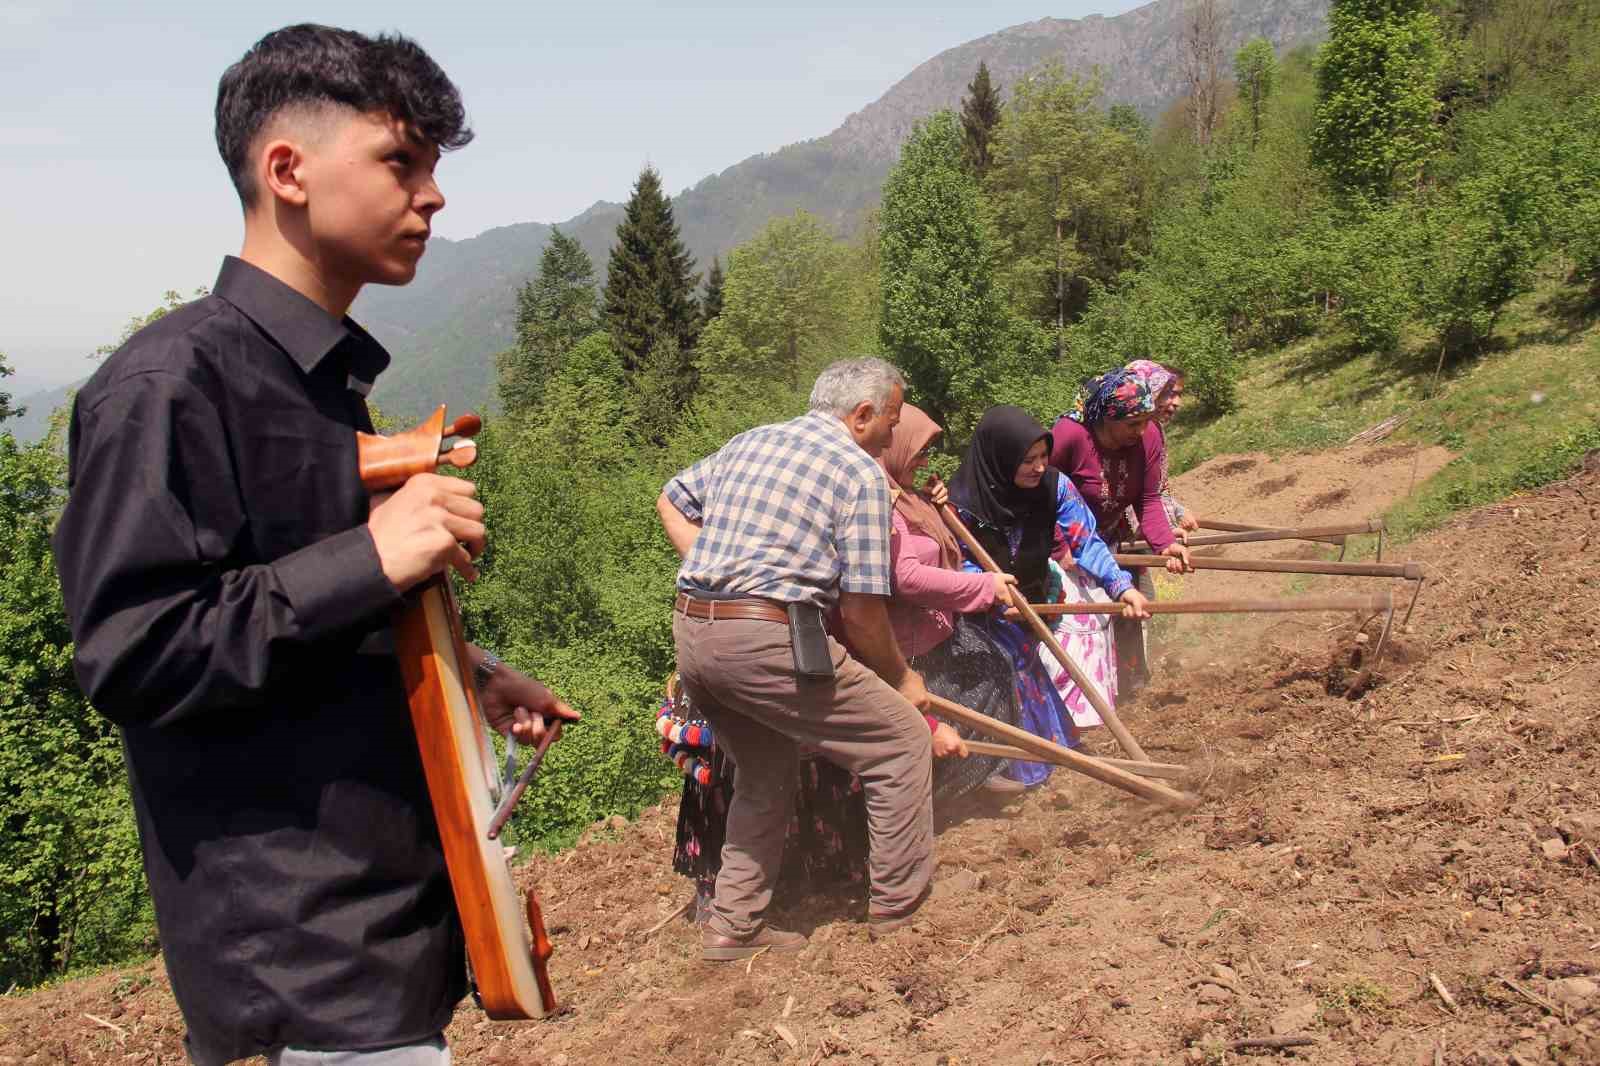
[1234,37,1280,147]
[960,61,1003,178]
[499,228,599,417]
[1107,103,1151,143]
[986,65,1148,331]
[1312,0,1446,198]
[701,256,725,324]
[696,212,864,398]
[879,111,1011,435]
[0,419,152,987]
[602,167,701,424]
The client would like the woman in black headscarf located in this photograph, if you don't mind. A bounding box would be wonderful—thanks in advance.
[944,406,1148,787]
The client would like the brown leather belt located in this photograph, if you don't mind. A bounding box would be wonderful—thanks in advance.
[675,592,790,624]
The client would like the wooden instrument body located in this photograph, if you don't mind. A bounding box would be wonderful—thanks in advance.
[357,406,555,1020]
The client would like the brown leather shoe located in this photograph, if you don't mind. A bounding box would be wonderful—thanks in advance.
[701,925,807,961]
[866,880,936,940]
[980,772,1026,795]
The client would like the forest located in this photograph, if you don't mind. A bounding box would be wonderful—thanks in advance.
[1,0,1597,991]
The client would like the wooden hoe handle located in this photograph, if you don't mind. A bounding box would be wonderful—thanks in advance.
[927,694,1195,809]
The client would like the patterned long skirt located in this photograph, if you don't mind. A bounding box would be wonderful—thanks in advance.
[672,741,868,906]
[911,615,1028,802]
[1039,560,1120,729]
[981,614,1079,787]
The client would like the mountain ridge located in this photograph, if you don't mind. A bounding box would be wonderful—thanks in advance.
[351,0,1331,418]
[11,0,1330,436]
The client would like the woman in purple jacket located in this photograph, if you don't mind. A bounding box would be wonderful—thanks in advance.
[1050,370,1192,692]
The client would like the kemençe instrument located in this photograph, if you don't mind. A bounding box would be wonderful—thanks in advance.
[357,406,558,1020]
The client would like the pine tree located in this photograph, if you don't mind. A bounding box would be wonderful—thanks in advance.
[602,167,701,420]
[499,227,599,417]
[701,257,725,324]
[960,61,1003,178]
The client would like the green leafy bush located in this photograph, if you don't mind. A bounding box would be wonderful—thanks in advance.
[0,433,153,989]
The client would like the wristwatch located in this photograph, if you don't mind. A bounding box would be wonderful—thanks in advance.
[474,650,502,690]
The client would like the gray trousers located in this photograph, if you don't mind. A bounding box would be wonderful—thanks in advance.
[672,611,934,938]
[267,1035,449,1066]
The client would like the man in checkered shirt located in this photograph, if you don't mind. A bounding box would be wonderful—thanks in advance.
[657,357,936,959]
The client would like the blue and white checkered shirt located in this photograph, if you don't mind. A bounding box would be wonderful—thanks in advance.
[664,410,893,608]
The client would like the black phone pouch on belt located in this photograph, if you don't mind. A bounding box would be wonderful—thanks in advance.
[786,602,835,680]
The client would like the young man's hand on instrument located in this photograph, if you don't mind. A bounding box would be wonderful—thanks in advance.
[369,474,485,590]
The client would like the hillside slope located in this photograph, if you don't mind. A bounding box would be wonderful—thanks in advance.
[354,0,1329,419]
[8,453,1597,1063]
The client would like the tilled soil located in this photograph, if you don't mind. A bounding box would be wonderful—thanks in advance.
[4,457,1598,1066]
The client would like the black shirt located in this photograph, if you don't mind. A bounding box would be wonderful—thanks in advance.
[53,257,466,1065]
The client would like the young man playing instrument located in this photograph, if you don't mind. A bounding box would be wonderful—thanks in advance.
[53,25,577,1066]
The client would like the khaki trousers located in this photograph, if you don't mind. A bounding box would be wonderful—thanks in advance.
[672,611,934,939]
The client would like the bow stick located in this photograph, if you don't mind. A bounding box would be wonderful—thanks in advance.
[935,501,1149,762]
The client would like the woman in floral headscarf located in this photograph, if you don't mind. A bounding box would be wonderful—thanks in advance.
[1049,369,1192,695]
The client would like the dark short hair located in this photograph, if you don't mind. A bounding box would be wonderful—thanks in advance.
[215,24,473,206]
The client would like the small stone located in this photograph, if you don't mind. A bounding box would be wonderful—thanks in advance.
[1049,790,1074,810]
[1008,830,1046,857]
[1211,963,1240,987]
[939,869,982,895]
[830,995,868,1018]
[1558,811,1600,842]
[607,814,628,831]
[1271,999,1318,1035]
[1196,983,1232,1004]
[1551,977,1598,1006]
[1540,838,1570,861]
[1323,1007,1352,1027]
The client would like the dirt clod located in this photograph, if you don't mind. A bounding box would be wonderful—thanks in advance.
[830,995,868,1018]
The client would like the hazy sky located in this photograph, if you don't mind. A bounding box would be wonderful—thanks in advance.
[2,0,1145,393]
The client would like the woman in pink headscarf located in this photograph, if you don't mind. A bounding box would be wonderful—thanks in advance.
[1124,359,1199,537]
[879,404,1031,798]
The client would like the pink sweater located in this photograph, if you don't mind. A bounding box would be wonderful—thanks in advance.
[888,511,997,658]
